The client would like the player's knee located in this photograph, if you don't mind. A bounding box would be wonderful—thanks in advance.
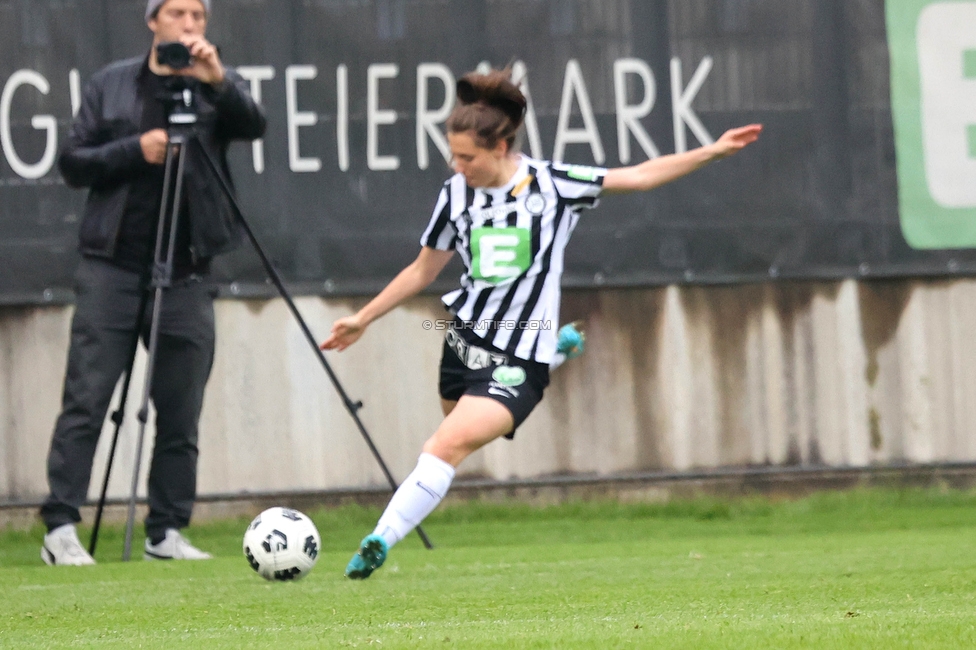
[422,434,472,466]
[421,436,452,460]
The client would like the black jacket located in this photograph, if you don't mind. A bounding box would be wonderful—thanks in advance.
[58,55,267,261]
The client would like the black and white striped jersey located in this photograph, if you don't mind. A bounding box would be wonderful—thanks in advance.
[420,155,606,364]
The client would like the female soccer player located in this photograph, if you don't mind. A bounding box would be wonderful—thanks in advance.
[321,69,762,579]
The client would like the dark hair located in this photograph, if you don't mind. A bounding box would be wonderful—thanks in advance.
[446,69,527,151]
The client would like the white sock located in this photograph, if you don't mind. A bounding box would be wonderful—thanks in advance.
[373,452,456,548]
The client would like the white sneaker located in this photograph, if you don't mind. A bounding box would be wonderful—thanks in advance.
[41,524,96,566]
[144,529,212,560]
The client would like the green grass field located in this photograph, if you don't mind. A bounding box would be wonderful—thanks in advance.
[2,487,975,648]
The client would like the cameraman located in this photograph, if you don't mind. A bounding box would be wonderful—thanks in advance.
[40,0,266,565]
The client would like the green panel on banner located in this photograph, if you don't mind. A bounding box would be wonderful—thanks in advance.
[887,0,976,249]
[965,49,976,78]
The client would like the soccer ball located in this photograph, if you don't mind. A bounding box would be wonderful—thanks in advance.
[243,507,320,581]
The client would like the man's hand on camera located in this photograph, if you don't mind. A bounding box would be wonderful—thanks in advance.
[140,129,169,165]
[178,35,225,86]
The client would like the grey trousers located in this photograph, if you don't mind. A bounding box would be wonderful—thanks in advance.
[40,257,215,540]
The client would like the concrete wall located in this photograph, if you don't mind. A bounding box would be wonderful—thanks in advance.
[2,278,976,505]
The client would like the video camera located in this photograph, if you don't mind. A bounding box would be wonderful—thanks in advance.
[153,42,198,127]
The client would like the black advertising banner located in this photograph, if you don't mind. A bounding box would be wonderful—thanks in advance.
[1,0,975,305]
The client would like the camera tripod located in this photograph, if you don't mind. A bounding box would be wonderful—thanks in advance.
[88,80,433,561]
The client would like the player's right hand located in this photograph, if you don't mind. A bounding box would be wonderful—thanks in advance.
[140,129,169,164]
[712,123,763,158]
[320,315,366,352]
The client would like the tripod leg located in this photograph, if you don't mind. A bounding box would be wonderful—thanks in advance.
[123,136,188,561]
[88,287,151,557]
[193,140,434,549]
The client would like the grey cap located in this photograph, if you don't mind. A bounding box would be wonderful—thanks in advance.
[146,0,211,21]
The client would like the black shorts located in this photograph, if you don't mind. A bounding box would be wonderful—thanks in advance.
[438,328,550,439]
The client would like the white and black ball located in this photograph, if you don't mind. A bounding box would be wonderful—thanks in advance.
[243,507,320,581]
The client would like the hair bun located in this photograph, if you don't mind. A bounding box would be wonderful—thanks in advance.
[455,72,526,128]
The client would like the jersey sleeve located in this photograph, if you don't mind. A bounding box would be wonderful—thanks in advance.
[419,185,458,250]
[548,162,607,211]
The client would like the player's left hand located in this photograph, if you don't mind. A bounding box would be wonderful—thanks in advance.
[178,35,225,86]
[713,124,763,158]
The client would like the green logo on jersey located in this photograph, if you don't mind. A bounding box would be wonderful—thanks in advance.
[886,0,976,248]
[566,165,599,182]
[492,366,527,387]
[470,227,531,284]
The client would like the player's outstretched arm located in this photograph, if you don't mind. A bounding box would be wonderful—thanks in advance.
[602,124,762,194]
[321,247,455,352]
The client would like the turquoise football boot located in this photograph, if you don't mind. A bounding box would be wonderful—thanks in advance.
[556,322,585,359]
[345,534,388,579]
